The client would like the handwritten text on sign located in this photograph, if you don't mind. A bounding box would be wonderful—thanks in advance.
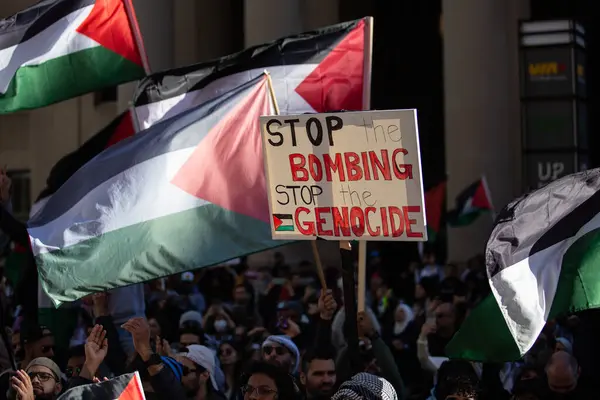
[260,110,427,241]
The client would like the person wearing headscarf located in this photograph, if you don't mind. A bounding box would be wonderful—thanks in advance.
[383,304,421,390]
[261,335,300,375]
[331,372,398,400]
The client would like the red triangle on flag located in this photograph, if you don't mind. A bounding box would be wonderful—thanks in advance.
[171,77,272,223]
[76,0,143,66]
[472,181,492,210]
[273,215,283,230]
[105,111,135,148]
[117,373,144,400]
[295,20,365,112]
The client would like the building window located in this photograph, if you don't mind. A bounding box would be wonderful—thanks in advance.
[7,170,31,221]
[94,86,118,106]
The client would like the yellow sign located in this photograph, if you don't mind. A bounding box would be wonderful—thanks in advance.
[577,64,584,77]
[528,62,560,76]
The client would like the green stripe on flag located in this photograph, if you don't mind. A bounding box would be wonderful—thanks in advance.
[550,227,600,316]
[275,225,294,232]
[36,204,293,306]
[446,294,520,362]
[0,46,143,113]
[447,227,600,362]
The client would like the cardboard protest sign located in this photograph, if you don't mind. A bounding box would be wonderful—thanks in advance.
[260,110,426,241]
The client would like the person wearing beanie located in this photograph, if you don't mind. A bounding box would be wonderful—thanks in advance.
[8,357,63,400]
[331,372,398,400]
[261,335,300,375]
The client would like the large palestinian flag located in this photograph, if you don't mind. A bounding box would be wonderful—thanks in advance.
[133,19,367,129]
[0,0,145,114]
[58,372,145,399]
[447,168,600,361]
[28,75,290,306]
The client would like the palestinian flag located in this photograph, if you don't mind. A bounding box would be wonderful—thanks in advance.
[424,181,446,241]
[273,214,294,232]
[28,75,291,306]
[447,169,600,361]
[132,18,367,130]
[58,372,145,399]
[447,177,493,227]
[0,0,145,114]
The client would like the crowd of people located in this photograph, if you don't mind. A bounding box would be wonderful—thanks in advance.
[0,245,597,399]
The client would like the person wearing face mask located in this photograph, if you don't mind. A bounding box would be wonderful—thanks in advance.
[203,304,235,350]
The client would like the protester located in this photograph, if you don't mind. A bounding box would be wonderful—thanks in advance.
[1,166,598,400]
[240,361,301,400]
[299,349,337,399]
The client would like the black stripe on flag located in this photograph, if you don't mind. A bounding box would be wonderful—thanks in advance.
[57,372,143,399]
[0,0,95,51]
[273,214,293,220]
[28,75,266,228]
[133,19,362,107]
[486,169,600,278]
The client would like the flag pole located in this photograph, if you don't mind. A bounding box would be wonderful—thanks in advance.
[356,16,374,313]
[122,0,152,76]
[128,102,142,133]
[481,174,497,222]
[264,71,327,290]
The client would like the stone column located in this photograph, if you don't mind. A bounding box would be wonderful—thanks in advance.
[244,0,303,47]
[442,0,529,260]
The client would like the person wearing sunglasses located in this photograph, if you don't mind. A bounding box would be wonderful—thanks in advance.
[261,335,300,375]
[177,344,226,400]
[9,357,62,400]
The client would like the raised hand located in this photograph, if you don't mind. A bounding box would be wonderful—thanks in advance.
[11,370,34,400]
[318,289,337,321]
[281,318,301,338]
[357,311,376,338]
[156,336,174,357]
[84,324,108,375]
[122,317,152,359]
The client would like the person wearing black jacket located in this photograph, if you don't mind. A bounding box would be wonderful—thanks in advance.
[121,317,188,399]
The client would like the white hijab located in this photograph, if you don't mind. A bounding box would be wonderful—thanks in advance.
[393,303,414,335]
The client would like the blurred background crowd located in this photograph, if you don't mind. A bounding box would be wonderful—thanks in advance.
[0,247,595,399]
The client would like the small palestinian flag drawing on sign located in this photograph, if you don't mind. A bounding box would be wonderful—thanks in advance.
[273,214,294,232]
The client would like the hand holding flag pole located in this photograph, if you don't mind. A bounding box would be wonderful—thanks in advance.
[265,71,327,290]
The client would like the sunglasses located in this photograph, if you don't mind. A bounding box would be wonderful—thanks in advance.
[262,346,286,356]
[65,366,82,378]
[241,384,277,396]
[183,364,206,376]
[28,372,55,383]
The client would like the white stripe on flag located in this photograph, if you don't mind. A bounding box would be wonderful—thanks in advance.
[28,147,207,256]
[0,6,97,94]
[491,211,600,355]
[134,64,317,129]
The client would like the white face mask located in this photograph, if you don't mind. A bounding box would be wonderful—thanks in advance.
[214,319,228,333]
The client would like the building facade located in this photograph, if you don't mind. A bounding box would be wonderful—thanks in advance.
[0,0,531,263]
